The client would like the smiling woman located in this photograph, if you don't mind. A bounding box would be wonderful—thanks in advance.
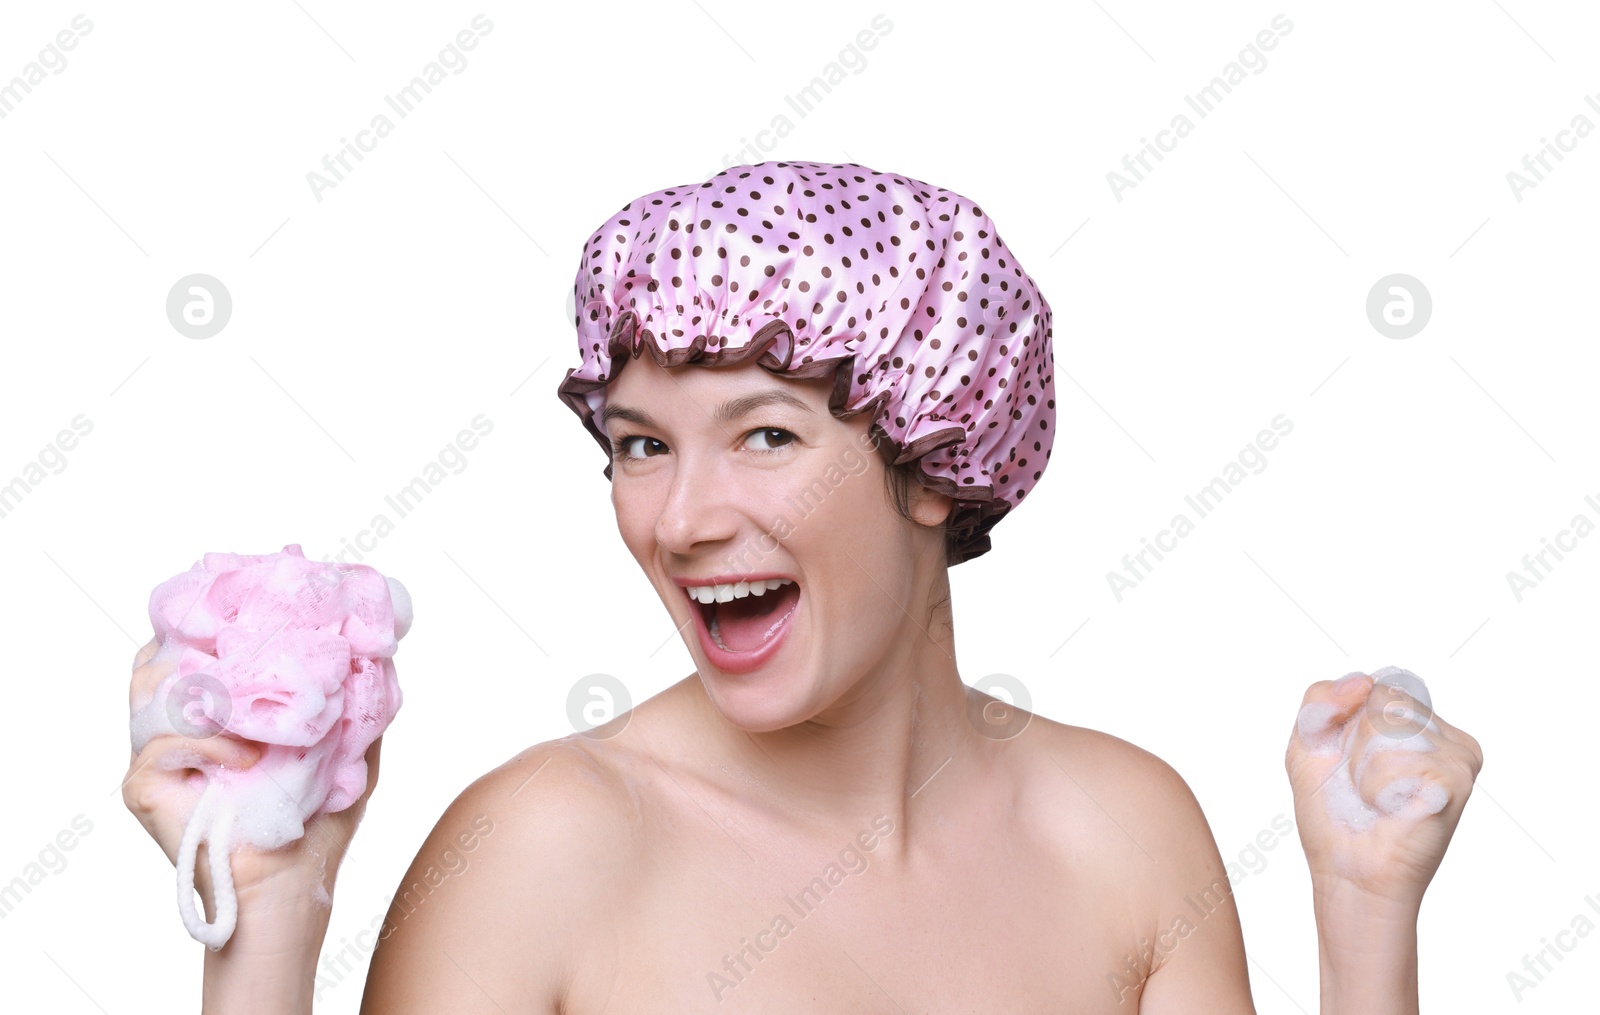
[135,159,1482,1015]
[590,349,966,726]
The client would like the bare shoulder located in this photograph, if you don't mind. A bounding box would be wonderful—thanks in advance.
[361,735,644,1014]
[457,733,647,866]
[1012,716,1255,1011]
[1014,717,1207,856]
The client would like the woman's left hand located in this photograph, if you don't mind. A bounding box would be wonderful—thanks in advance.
[1284,670,1484,912]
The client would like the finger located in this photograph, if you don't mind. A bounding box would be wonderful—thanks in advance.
[1353,746,1452,820]
[133,635,161,669]
[129,640,179,710]
[1344,690,1449,798]
[1363,679,1438,745]
[1411,707,1485,771]
[1450,724,1484,775]
[123,733,262,812]
[1334,679,1432,770]
[1292,672,1372,752]
[147,734,261,775]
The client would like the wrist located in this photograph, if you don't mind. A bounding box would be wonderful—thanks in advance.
[1313,883,1420,1015]
[200,871,332,1015]
[1312,876,1421,933]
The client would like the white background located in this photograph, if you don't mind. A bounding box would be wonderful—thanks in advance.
[0,1,1595,1010]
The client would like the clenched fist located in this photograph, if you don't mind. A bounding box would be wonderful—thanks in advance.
[1286,667,1483,911]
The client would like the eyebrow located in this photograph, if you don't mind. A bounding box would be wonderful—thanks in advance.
[600,389,815,430]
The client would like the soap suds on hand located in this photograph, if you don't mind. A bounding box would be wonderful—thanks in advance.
[130,544,410,950]
[1297,666,1449,835]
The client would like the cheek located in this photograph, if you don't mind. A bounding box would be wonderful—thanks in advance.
[612,483,660,554]
[839,460,895,523]
[781,465,894,551]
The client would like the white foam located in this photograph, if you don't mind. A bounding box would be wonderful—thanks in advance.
[386,576,413,640]
[1297,666,1450,835]
[134,546,408,950]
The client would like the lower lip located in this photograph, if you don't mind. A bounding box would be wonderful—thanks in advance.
[688,587,801,675]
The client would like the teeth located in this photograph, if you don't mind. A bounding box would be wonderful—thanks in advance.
[686,578,794,603]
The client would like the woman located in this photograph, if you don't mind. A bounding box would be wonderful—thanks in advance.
[124,160,1482,1013]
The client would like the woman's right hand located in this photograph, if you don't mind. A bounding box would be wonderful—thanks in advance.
[121,635,383,922]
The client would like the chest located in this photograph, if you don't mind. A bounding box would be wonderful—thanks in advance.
[561,816,1151,1013]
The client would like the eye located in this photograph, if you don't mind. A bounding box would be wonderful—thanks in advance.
[744,428,797,454]
[611,434,667,461]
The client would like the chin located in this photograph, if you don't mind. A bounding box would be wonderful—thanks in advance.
[696,665,822,733]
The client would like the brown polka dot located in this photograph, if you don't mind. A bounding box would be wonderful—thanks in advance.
[559,159,1056,565]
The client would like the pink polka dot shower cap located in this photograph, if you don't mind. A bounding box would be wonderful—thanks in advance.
[556,160,1056,564]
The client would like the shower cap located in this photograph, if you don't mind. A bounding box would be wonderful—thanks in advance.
[129,543,410,949]
[556,160,1056,564]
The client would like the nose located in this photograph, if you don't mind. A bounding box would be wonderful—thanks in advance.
[653,448,741,555]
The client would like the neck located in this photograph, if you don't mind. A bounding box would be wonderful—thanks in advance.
[693,572,983,858]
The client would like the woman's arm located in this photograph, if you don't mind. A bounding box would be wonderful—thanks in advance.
[1311,885,1420,1012]
[122,636,380,1015]
[360,741,639,1014]
[200,874,332,1015]
[1121,750,1257,1014]
[1136,670,1481,1014]
[1286,673,1483,1015]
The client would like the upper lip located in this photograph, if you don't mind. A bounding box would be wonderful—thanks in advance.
[671,572,798,588]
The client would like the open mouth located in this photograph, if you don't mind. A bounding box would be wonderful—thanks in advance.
[685,578,802,653]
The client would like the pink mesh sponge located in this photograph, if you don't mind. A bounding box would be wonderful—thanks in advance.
[128,544,410,949]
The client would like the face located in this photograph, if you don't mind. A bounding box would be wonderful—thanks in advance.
[602,353,952,732]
